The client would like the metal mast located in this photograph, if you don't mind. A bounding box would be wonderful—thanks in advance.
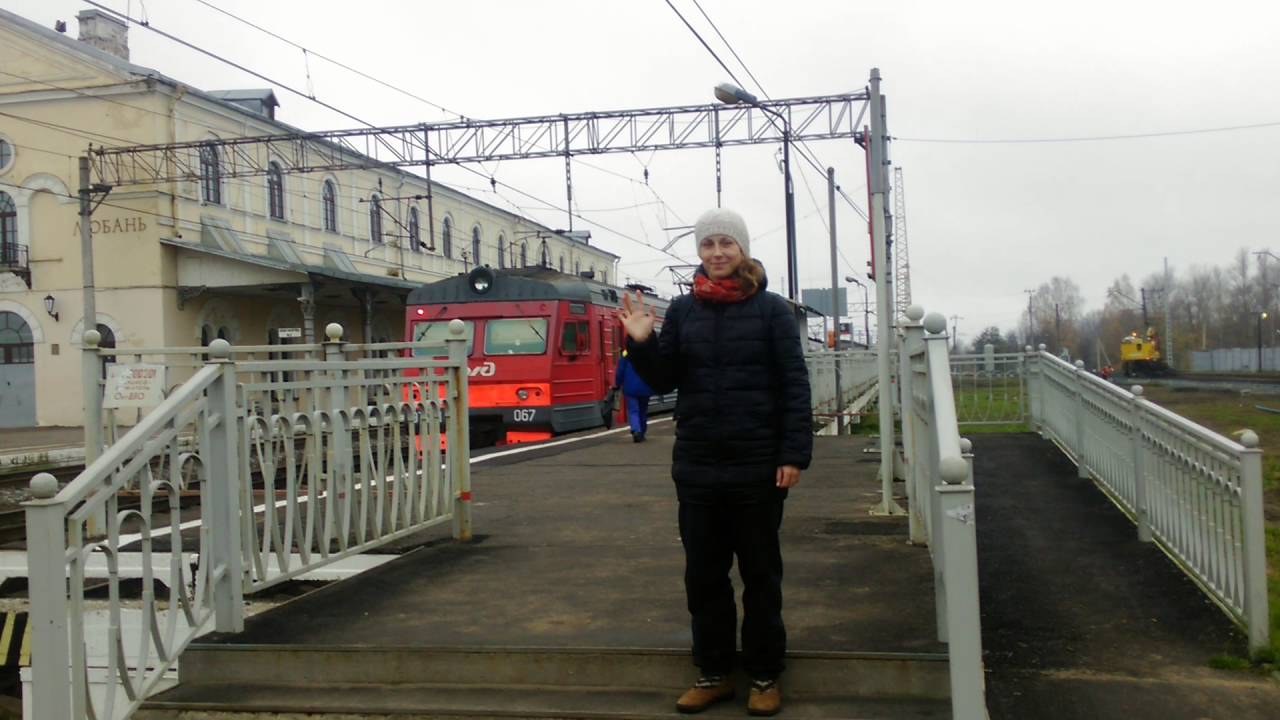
[892,166,912,321]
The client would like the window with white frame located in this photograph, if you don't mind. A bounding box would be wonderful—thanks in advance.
[408,207,421,251]
[369,194,383,243]
[471,226,482,266]
[498,235,506,268]
[267,161,285,220]
[442,216,452,257]
[322,179,338,232]
[200,144,221,204]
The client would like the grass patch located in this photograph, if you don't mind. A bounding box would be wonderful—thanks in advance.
[1208,654,1253,670]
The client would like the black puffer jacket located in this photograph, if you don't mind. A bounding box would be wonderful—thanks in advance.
[627,269,813,504]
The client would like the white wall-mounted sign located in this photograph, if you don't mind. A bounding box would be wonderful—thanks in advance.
[276,327,302,339]
[103,364,165,409]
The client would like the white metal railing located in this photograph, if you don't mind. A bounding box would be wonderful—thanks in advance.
[1026,349,1271,653]
[24,321,473,719]
[950,347,1027,427]
[897,308,987,719]
[805,350,879,431]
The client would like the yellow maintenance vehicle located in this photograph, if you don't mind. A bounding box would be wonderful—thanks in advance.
[1120,328,1173,377]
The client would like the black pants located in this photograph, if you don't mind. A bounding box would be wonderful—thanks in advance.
[678,498,786,680]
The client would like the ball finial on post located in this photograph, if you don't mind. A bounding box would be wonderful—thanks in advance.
[449,318,466,336]
[1075,360,1085,369]
[207,338,231,360]
[1131,385,1144,397]
[30,472,58,499]
[83,328,101,348]
[922,312,947,335]
[325,323,344,342]
[1240,430,1260,449]
[939,456,969,485]
[906,305,925,322]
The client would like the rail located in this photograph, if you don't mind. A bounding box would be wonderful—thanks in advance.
[804,350,878,431]
[897,308,987,719]
[1026,349,1271,653]
[24,321,473,719]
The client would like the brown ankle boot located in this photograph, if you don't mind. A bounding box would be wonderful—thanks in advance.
[747,678,781,716]
[675,675,734,713]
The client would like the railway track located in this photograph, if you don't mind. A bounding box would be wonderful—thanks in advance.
[1118,372,1280,395]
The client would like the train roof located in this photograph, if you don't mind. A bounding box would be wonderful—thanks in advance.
[407,267,660,308]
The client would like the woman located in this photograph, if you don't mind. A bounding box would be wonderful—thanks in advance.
[620,208,812,716]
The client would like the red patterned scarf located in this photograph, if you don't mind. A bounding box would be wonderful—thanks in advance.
[693,274,750,304]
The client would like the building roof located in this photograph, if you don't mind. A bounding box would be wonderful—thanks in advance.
[0,7,620,262]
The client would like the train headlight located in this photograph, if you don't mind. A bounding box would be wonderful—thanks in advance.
[468,266,495,295]
[517,389,530,401]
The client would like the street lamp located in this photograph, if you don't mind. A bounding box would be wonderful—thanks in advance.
[845,275,871,347]
[1259,311,1269,372]
[715,82,797,301]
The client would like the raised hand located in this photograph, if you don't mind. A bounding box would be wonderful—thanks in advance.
[620,291,657,343]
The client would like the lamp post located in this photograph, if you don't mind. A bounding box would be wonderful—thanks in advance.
[846,275,871,347]
[1259,311,1269,372]
[715,83,797,301]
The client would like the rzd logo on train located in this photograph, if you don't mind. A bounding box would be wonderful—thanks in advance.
[468,362,497,377]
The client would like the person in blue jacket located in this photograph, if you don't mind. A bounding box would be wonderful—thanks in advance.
[614,349,653,442]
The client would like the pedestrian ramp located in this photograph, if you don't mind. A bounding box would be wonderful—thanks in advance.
[133,428,954,719]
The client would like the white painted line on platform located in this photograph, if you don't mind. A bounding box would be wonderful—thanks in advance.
[471,417,672,464]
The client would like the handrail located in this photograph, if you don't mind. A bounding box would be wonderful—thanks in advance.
[1026,349,1270,653]
[24,321,473,719]
[898,308,987,719]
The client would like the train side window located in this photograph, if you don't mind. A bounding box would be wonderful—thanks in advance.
[560,320,590,354]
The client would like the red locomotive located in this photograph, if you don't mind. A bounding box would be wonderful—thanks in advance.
[404,266,674,447]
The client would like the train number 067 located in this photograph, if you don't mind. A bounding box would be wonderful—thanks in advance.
[511,408,537,423]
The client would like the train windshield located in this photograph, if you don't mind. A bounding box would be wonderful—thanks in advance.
[411,320,475,357]
[484,318,549,356]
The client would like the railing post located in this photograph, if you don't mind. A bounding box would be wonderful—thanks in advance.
[1128,386,1153,543]
[900,306,926,545]
[445,319,473,541]
[24,473,71,719]
[81,328,104,463]
[937,455,987,720]
[1024,346,1041,433]
[1072,359,1090,479]
[1238,430,1272,655]
[204,339,245,633]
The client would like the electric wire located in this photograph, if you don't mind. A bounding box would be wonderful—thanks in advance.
[87,1,689,264]
[189,0,688,227]
[893,120,1280,144]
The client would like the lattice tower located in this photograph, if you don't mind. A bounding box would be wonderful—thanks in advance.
[892,166,913,321]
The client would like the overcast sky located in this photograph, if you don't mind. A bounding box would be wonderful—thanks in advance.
[9,0,1280,345]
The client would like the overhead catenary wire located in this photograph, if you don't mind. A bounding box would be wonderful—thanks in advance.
[85,1,690,265]
[189,0,688,227]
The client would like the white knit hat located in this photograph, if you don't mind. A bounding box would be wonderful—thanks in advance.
[694,208,750,257]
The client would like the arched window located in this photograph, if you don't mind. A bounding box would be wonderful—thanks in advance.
[266,161,285,220]
[200,144,221,204]
[497,235,506,269]
[0,192,16,261]
[575,260,581,276]
[322,180,338,232]
[520,242,528,267]
[442,217,452,257]
[0,311,33,364]
[540,241,550,267]
[559,254,565,273]
[601,269,608,285]
[408,207,421,251]
[471,226,482,266]
[96,323,116,378]
[369,194,383,243]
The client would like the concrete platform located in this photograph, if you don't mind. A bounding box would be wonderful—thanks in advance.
[141,423,949,717]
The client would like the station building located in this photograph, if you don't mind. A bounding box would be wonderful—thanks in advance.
[0,8,618,428]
